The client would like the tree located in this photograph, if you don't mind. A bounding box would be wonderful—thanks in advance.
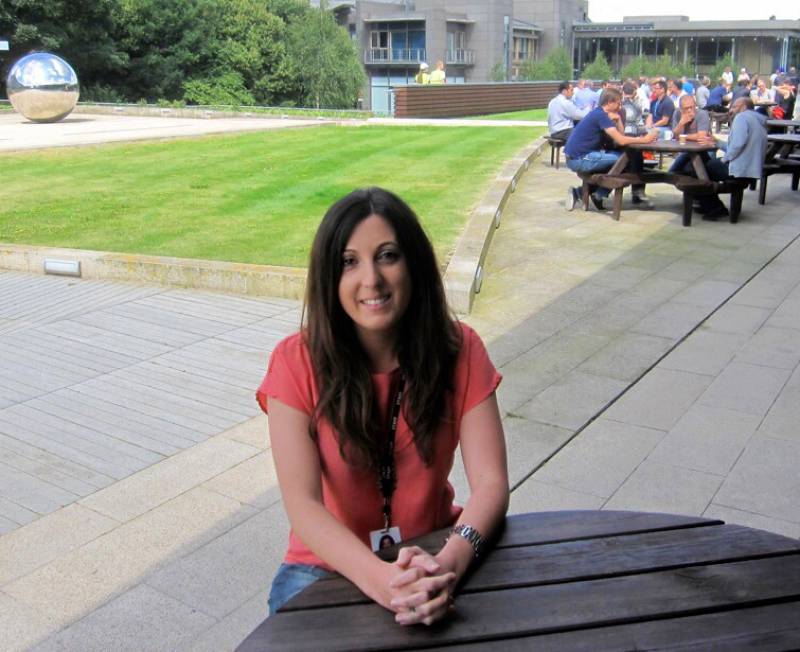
[517,47,571,81]
[581,52,612,81]
[0,0,126,97]
[619,54,693,82]
[284,3,365,109]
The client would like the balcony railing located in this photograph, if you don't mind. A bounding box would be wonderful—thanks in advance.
[446,49,475,65]
[364,48,426,64]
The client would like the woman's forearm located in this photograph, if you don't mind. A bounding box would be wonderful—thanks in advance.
[283,494,395,607]
[435,478,509,582]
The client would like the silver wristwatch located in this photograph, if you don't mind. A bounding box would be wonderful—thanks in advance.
[448,523,485,558]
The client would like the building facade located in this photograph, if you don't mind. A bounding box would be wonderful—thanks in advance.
[322,0,586,112]
[573,16,800,78]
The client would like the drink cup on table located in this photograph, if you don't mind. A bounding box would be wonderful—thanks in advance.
[679,134,687,145]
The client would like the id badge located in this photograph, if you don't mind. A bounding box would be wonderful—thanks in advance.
[370,526,402,552]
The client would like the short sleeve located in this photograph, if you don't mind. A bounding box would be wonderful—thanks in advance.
[255,335,315,416]
[458,324,502,417]
[597,111,614,130]
[696,110,711,133]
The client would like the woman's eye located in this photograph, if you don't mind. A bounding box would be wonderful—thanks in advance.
[378,250,400,263]
[342,256,357,268]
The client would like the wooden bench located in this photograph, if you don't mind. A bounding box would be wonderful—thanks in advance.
[758,158,800,204]
[577,172,632,220]
[675,177,752,226]
[545,136,566,169]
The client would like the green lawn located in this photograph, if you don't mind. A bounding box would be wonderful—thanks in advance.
[0,125,542,267]
[468,108,547,121]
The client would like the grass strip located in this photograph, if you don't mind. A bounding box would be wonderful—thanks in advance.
[0,124,543,267]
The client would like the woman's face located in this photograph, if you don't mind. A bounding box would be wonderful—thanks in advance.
[338,214,411,344]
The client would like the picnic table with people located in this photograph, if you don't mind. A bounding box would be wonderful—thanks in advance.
[542,69,795,224]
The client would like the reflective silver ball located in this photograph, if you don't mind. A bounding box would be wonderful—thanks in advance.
[6,52,80,123]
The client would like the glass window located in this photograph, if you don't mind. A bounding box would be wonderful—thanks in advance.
[696,38,716,66]
[409,30,425,51]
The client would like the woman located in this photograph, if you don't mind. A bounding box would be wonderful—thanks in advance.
[256,188,508,626]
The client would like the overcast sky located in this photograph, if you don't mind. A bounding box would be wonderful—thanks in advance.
[588,0,799,22]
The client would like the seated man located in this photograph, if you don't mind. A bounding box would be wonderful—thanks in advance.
[669,94,714,173]
[645,80,675,133]
[696,77,711,109]
[564,87,657,211]
[621,82,646,135]
[731,76,751,103]
[674,97,767,221]
[722,97,768,181]
[706,79,731,112]
[573,79,597,111]
[668,94,728,218]
[547,80,589,141]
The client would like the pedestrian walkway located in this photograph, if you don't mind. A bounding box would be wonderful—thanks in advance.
[0,112,322,152]
[0,272,298,536]
[1,154,800,651]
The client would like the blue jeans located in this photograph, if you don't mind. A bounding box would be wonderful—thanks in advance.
[268,563,335,615]
[566,150,623,198]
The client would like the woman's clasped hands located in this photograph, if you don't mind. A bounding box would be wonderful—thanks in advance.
[387,546,457,626]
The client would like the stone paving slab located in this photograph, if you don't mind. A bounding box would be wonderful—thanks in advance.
[3,154,800,650]
[0,272,295,535]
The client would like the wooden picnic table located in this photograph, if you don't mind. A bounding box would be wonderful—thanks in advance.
[584,140,745,226]
[759,133,800,204]
[236,510,800,651]
[766,118,800,132]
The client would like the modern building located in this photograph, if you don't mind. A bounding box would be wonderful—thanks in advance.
[319,0,587,112]
[572,16,800,78]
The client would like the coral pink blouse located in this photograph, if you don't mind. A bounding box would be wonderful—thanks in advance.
[256,322,501,569]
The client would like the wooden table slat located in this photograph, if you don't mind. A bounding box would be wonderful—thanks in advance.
[421,601,800,652]
[281,523,796,611]
[241,554,800,652]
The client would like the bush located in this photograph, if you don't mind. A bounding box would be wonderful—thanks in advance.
[518,47,572,81]
[619,54,694,81]
[80,83,124,104]
[582,52,612,81]
[183,72,256,106]
[490,62,507,82]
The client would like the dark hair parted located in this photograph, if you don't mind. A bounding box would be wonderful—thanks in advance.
[304,187,461,470]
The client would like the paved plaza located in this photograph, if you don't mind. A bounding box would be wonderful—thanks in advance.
[1,124,800,650]
[0,112,322,152]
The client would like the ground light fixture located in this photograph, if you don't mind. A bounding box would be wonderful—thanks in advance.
[43,258,81,277]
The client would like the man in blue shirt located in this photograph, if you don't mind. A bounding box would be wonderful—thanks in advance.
[706,79,730,112]
[547,81,589,140]
[645,80,675,132]
[564,87,658,211]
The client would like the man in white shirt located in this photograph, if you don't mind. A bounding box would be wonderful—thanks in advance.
[722,66,734,86]
[547,81,589,140]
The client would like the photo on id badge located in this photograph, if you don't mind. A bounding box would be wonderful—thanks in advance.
[370,526,402,551]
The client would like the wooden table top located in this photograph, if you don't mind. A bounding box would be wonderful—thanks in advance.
[768,133,800,144]
[767,119,800,129]
[237,511,800,651]
[626,141,717,153]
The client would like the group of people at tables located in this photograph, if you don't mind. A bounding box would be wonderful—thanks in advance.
[547,71,798,220]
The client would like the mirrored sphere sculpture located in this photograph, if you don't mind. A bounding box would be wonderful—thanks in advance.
[6,52,80,123]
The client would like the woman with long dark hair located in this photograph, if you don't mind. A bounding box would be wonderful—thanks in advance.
[256,187,508,625]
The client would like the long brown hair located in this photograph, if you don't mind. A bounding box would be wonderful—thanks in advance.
[304,188,461,469]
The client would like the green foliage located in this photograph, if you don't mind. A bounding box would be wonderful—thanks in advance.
[619,54,694,81]
[285,5,365,109]
[490,62,507,82]
[0,0,364,110]
[518,47,572,81]
[0,0,127,95]
[183,72,256,106]
[581,52,612,81]
[709,55,737,85]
